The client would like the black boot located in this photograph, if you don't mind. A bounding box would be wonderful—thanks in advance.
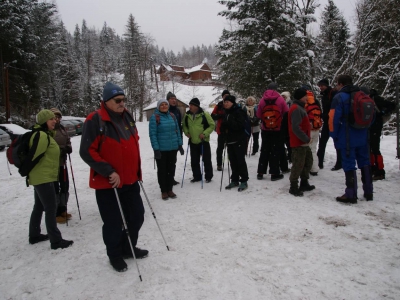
[289,181,303,197]
[361,165,373,201]
[299,179,315,192]
[336,170,357,204]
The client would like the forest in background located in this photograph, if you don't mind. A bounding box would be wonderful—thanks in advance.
[0,0,399,124]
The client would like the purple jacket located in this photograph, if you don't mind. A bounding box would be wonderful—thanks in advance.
[256,90,289,131]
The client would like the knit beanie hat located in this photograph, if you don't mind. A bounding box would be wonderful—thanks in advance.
[189,98,200,107]
[166,92,176,100]
[36,109,55,125]
[267,82,278,90]
[157,99,169,110]
[317,79,329,87]
[221,90,230,97]
[293,88,307,101]
[50,107,62,117]
[102,82,125,102]
[301,84,312,91]
[224,95,236,104]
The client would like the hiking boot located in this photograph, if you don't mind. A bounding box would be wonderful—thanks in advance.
[172,179,179,185]
[217,165,222,171]
[309,172,318,176]
[29,234,49,245]
[299,180,315,192]
[364,193,373,201]
[372,174,385,181]
[257,173,263,180]
[225,182,239,189]
[271,174,284,181]
[134,247,149,259]
[161,192,169,200]
[56,216,66,224]
[331,165,342,171]
[109,257,127,272]
[190,178,201,183]
[238,182,248,192]
[167,191,176,198]
[61,212,72,220]
[205,179,212,183]
[318,162,324,169]
[51,239,74,250]
[251,152,257,156]
[289,187,304,197]
[336,194,357,204]
[281,168,291,174]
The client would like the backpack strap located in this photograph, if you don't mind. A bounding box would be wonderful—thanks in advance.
[98,113,107,152]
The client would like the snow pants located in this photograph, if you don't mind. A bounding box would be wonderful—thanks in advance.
[96,183,144,259]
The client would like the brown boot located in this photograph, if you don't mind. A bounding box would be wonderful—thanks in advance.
[56,216,67,224]
[167,191,177,199]
[61,212,72,220]
[161,192,169,200]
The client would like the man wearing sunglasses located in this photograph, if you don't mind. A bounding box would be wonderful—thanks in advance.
[80,82,147,272]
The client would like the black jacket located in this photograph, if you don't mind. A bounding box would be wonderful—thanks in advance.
[220,104,246,144]
[320,86,336,121]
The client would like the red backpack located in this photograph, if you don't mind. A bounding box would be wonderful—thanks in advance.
[349,91,375,129]
[261,99,282,130]
[304,91,323,130]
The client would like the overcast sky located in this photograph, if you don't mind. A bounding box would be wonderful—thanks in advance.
[55,0,357,54]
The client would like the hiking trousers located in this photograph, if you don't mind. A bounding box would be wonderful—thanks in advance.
[190,141,213,180]
[29,183,63,244]
[257,130,280,175]
[156,150,178,192]
[289,146,313,183]
[96,183,144,259]
[227,139,249,183]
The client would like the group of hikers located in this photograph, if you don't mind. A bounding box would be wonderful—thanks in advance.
[24,76,395,272]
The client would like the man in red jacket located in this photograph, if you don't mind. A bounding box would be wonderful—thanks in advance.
[288,88,315,196]
[80,82,148,272]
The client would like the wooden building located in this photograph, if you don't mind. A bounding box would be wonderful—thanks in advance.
[158,63,212,82]
[143,99,189,121]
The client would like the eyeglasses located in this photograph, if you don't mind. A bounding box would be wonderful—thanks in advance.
[55,115,61,119]
[113,97,126,104]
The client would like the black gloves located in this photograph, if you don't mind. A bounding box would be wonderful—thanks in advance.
[178,146,184,155]
[154,150,161,160]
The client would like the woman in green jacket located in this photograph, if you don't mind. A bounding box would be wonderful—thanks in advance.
[28,109,73,250]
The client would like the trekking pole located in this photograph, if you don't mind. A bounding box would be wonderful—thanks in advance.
[68,154,82,220]
[201,140,204,189]
[113,188,143,281]
[138,181,170,251]
[220,143,227,192]
[227,159,231,184]
[181,139,190,188]
[63,163,68,226]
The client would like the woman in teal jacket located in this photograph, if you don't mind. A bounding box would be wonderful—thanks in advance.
[28,109,73,250]
[149,99,183,200]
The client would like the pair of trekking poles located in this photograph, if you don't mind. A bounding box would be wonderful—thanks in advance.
[114,181,170,282]
[181,139,231,192]
[62,154,82,226]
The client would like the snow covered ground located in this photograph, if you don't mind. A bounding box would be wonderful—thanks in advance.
[1,121,400,300]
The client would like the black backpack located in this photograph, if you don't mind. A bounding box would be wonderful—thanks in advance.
[6,129,50,180]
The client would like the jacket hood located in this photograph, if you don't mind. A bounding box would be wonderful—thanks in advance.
[262,90,280,101]
[341,85,360,94]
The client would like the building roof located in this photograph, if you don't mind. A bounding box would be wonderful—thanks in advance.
[160,63,211,75]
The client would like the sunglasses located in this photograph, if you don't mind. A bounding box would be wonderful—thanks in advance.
[113,97,126,104]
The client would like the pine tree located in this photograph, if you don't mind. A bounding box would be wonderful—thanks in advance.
[315,0,350,84]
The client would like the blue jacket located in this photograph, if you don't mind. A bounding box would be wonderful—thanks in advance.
[149,109,183,151]
[329,85,369,149]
